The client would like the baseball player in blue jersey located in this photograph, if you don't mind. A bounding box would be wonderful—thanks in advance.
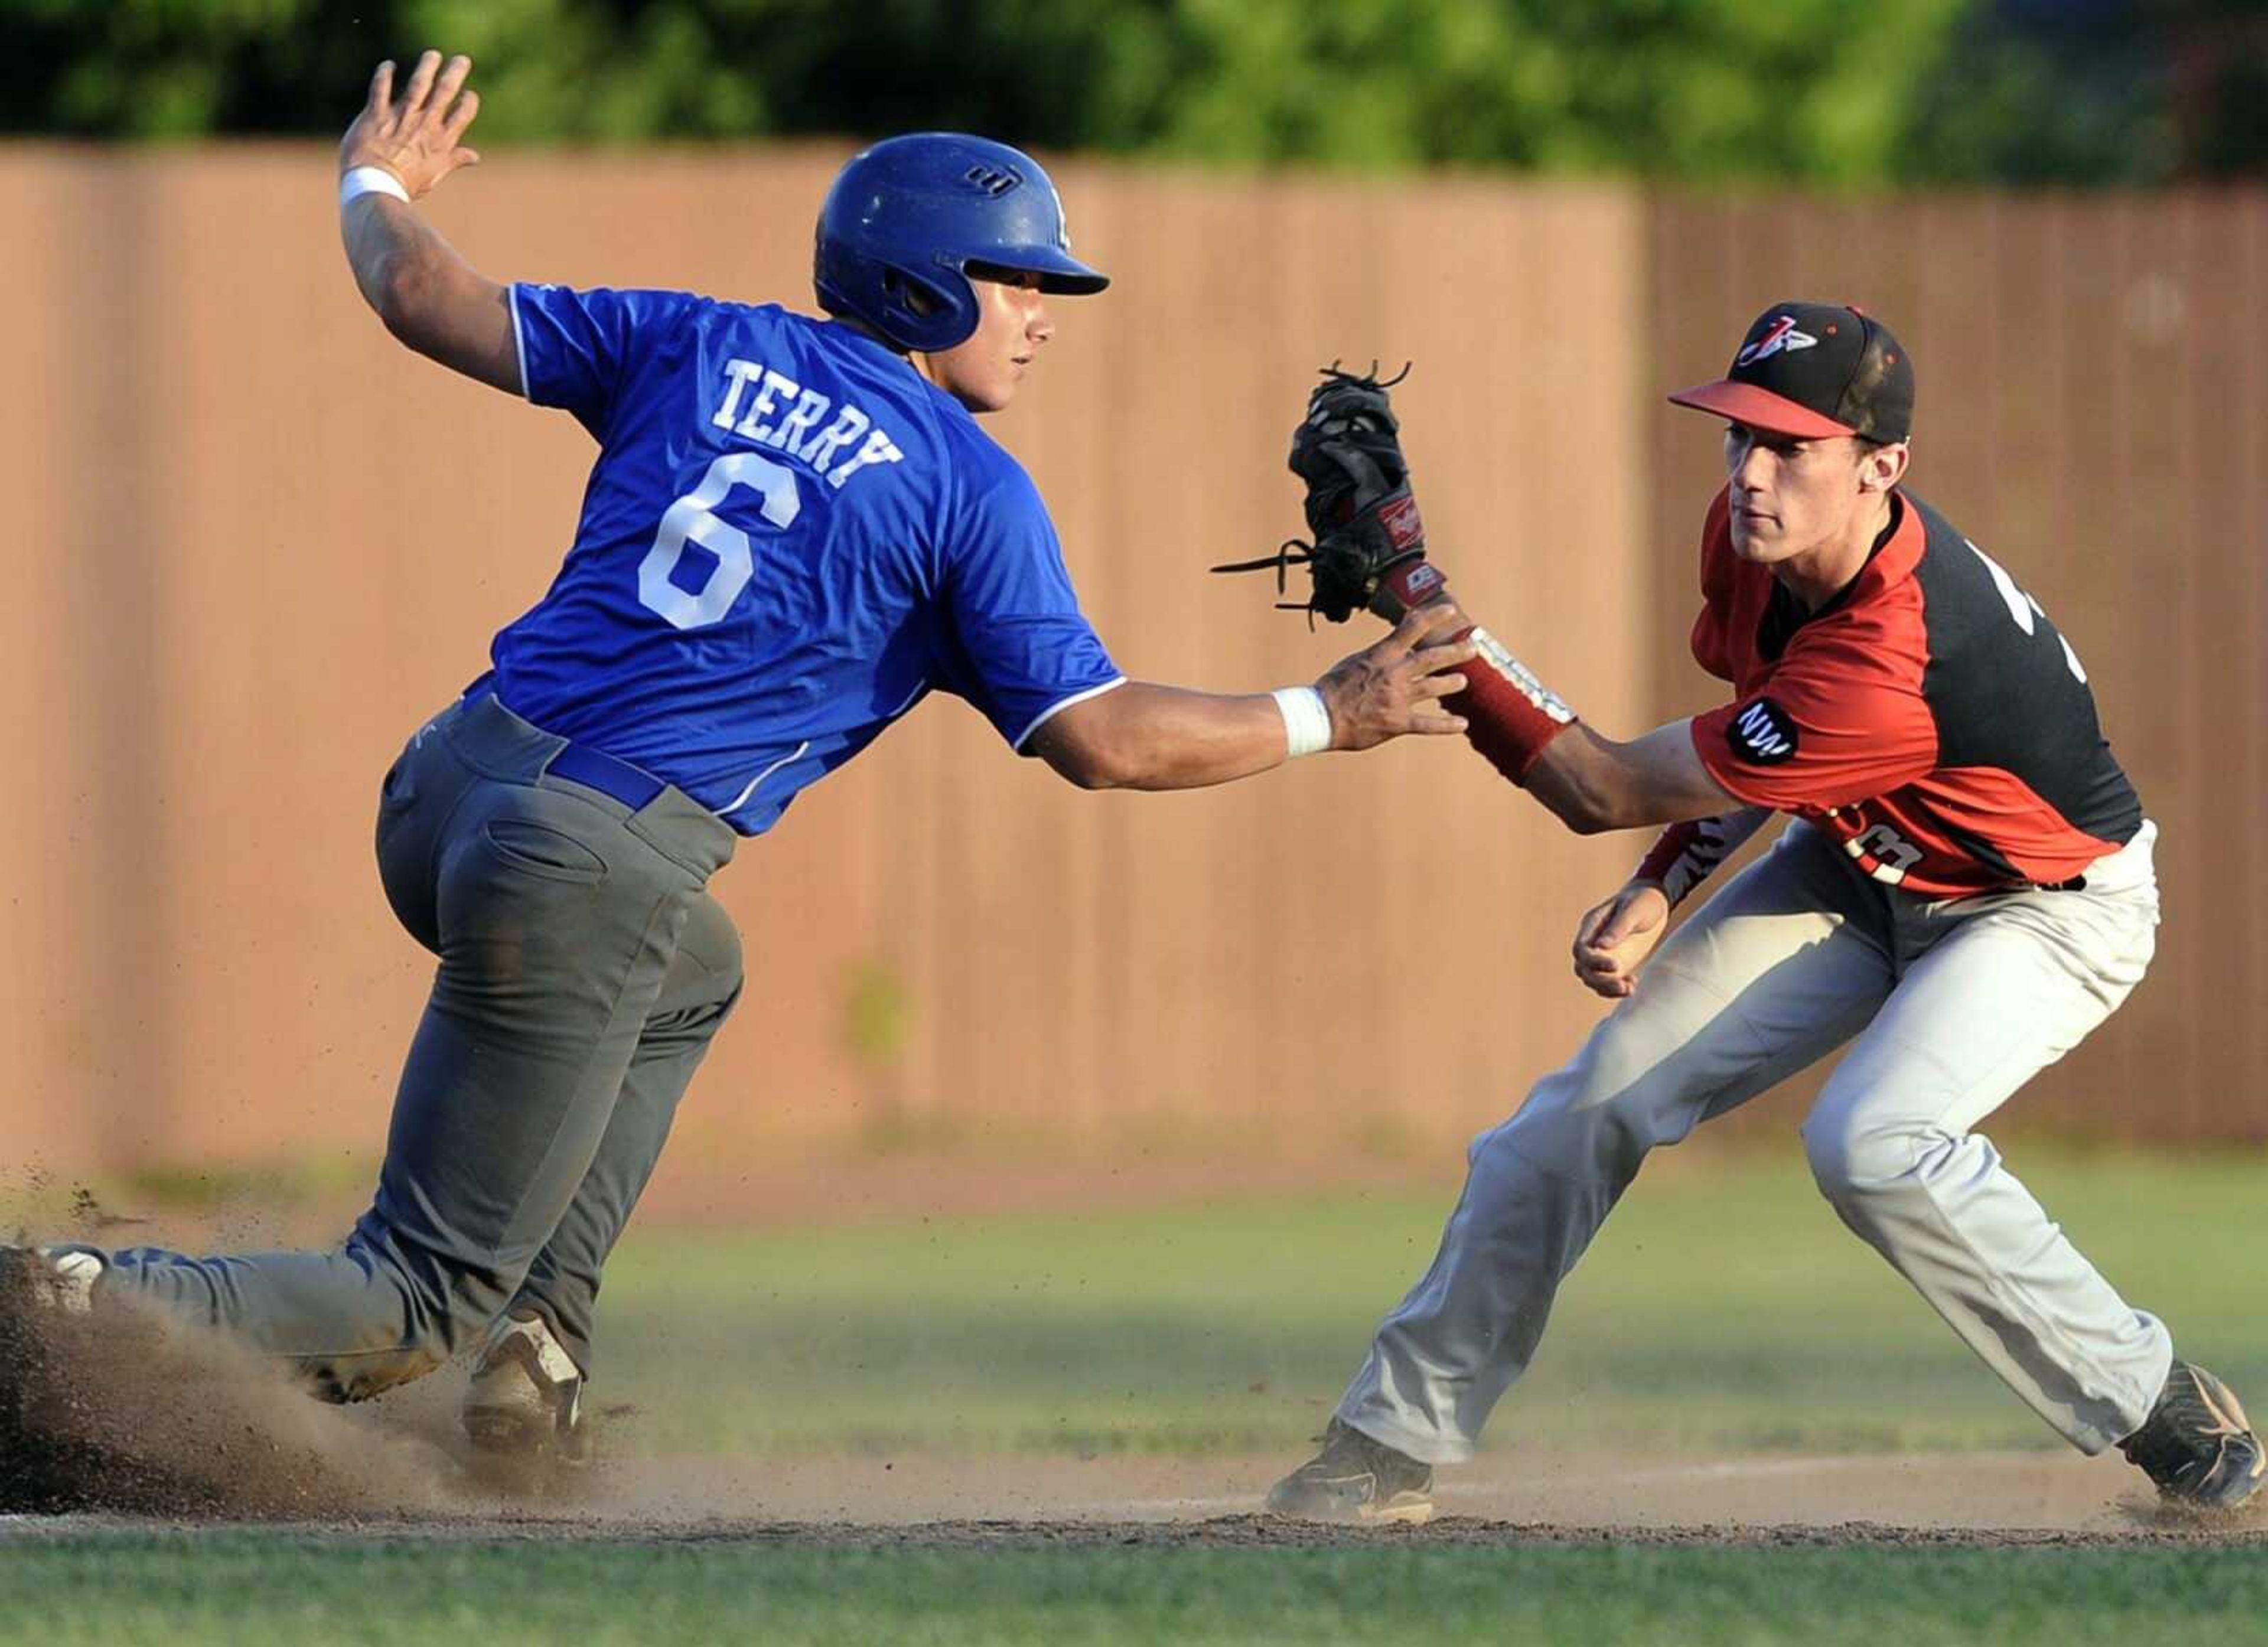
[0,53,1475,1467]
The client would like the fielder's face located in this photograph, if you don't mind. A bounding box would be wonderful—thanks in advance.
[1722,423,1906,568]
[922,270,1054,413]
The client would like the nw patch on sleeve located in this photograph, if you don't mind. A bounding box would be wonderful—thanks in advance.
[1728,697,1799,765]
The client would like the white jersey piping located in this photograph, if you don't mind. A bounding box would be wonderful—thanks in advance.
[713,740,810,820]
[509,284,532,402]
[1013,676,1128,752]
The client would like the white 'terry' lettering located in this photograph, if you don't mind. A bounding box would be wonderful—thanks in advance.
[771,388,832,454]
[798,405,871,472]
[735,369,800,443]
[827,428,907,489]
[711,358,765,430]
[708,364,901,491]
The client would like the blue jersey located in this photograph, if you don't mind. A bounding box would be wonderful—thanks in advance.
[488,284,1123,835]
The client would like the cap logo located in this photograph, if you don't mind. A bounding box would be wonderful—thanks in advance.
[1736,315,1818,367]
[1728,698,1798,765]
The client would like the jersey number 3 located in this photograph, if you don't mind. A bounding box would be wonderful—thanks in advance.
[639,452,802,630]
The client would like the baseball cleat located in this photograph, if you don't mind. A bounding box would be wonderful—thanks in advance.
[1265,1417,1436,1525]
[462,1309,591,1470]
[2119,1359,2266,1511]
[0,1245,105,1315]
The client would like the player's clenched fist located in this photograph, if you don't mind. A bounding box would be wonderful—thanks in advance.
[1570,880,1671,998]
[341,50,482,197]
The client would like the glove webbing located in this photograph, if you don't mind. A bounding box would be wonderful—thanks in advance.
[1214,361,1418,626]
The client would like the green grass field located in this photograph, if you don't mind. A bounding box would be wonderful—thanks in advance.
[5,1147,2265,1646]
[589,1146,2268,1459]
[7,1535,2268,1646]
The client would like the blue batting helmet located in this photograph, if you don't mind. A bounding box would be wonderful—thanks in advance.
[813,132,1109,354]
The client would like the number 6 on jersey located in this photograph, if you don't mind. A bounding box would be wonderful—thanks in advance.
[639,451,803,630]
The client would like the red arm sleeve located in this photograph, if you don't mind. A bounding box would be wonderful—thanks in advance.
[1633,807,1771,907]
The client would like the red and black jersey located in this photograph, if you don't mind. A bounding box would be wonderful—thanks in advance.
[1686,487,2141,896]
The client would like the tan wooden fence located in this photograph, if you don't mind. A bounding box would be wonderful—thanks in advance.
[0,148,2258,1187]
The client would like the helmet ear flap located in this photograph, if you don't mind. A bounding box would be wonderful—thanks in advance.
[879,263,980,352]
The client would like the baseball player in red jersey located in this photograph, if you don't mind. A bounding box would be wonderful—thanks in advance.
[1266,302,2265,1522]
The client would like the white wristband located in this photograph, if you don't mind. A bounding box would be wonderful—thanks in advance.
[340,166,412,208]
[1273,686,1334,759]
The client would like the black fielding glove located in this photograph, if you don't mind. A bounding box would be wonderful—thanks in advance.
[1213,363,1441,624]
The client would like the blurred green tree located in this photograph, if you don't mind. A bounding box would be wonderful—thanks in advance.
[1901,0,2268,184]
[2,0,397,139]
[1,0,2262,184]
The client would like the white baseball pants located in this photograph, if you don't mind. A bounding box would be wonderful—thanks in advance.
[1338,817,2171,1463]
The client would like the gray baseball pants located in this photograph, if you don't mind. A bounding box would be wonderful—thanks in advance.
[1338,817,2170,1463]
[95,690,742,1399]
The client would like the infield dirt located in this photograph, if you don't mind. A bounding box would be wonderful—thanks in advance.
[2,1296,2261,1552]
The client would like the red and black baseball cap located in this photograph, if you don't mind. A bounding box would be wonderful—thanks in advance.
[1667,302,1914,442]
